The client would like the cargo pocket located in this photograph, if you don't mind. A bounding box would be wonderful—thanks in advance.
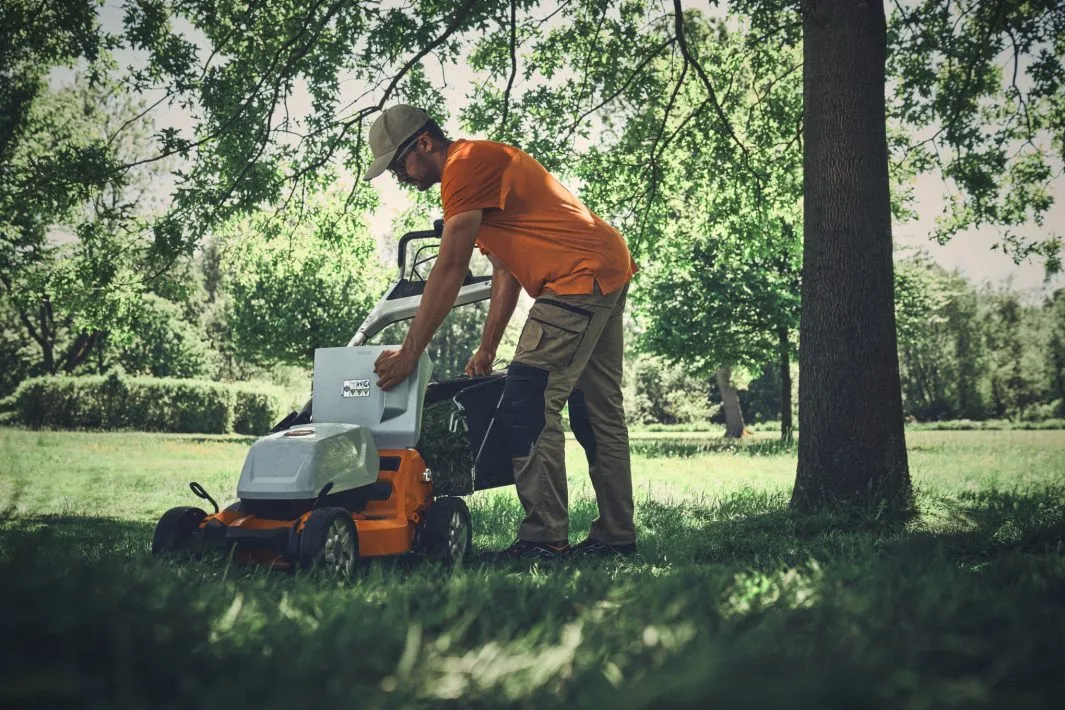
[514,298,593,371]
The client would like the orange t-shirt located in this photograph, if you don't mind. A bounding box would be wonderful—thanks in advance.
[440,139,637,298]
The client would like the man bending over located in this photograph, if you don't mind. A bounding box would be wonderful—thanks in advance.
[366,105,637,560]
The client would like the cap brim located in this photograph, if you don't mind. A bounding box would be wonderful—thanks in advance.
[362,150,396,181]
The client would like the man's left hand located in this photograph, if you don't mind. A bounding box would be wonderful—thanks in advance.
[374,348,417,390]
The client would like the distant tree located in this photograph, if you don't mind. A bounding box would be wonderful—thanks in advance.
[982,287,1049,419]
[104,294,215,378]
[0,76,165,378]
[625,354,713,426]
[948,287,992,420]
[218,192,389,367]
[894,253,963,420]
[1048,290,1065,415]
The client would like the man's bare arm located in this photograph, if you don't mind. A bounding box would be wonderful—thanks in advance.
[400,209,483,357]
[374,210,483,389]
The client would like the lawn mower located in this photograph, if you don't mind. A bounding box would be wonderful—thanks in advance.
[151,220,515,578]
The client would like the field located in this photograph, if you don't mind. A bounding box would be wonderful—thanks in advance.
[2,427,1065,708]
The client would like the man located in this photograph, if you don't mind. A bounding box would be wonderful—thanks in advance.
[365,104,637,560]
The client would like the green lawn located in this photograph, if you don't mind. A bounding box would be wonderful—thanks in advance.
[2,427,1065,708]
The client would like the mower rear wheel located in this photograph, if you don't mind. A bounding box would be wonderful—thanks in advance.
[297,507,358,580]
[420,497,471,566]
[152,506,207,555]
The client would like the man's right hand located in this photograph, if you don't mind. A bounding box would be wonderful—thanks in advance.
[464,346,495,377]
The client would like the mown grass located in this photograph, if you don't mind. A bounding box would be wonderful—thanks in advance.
[2,427,1065,709]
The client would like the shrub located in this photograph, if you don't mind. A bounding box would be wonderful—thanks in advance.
[1019,401,1060,422]
[0,373,290,434]
[232,386,285,435]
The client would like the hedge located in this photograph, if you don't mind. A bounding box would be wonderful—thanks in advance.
[1,373,285,435]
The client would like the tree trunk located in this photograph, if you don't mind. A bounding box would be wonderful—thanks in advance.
[61,331,100,373]
[793,0,911,509]
[778,326,793,443]
[716,366,747,438]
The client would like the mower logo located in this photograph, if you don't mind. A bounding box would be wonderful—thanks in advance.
[342,379,371,398]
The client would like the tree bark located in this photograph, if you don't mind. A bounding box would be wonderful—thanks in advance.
[61,331,100,373]
[793,0,911,509]
[778,326,793,443]
[716,366,747,438]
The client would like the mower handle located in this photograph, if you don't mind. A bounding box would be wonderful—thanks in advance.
[396,219,443,277]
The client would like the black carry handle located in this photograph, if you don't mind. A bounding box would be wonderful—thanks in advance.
[189,481,219,514]
[311,481,334,510]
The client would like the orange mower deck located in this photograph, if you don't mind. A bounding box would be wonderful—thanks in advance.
[196,449,433,570]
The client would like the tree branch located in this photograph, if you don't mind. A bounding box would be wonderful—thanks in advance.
[558,36,676,146]
[637,44,688,248]
[115,0,345,173]
[671,0,765,196]
[498,0,518,137]
[340,0,481,132]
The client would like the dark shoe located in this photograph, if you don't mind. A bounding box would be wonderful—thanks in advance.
[483,538,570,562]
[571,538,637,558]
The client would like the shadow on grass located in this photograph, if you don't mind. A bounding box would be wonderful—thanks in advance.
[621,484,1065,572]
[4,484,1063,574]
[2,484,1065,709]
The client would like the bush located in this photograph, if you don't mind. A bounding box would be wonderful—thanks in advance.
[626,355,712,426]
[232,386,284,435]
[1,373,284,435]
[1019,401,1060,422]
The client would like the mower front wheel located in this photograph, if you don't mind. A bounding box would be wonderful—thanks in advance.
[152,506,207,555]
[297,507,359,580]
[420,497,472,566]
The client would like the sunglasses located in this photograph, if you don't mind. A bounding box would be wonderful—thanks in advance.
[388,137,420,181]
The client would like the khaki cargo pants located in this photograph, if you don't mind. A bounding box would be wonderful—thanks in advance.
[498,283,635,545]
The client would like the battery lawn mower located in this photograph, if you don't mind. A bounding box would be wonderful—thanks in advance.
[151,221,516,578]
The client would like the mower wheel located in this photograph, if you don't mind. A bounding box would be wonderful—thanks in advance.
[297,507,358,580]
[152,506,207,555]
[420,497,472,566]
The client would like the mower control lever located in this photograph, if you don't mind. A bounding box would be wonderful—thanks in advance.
[189,481,219,514]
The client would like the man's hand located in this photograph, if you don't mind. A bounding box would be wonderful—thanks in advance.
[464,346,495,377]
[374,348,417,391]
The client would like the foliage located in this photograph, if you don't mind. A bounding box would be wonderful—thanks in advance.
[625,354,713,426]
[1048,290,1065,413]
[894,253,1060,421]
[217,191,390,367]
[232,386,285,436]
[887,0,1065,269]
[0,73,173,380]
[5,0,1053,272]
[2,372,283,434]
[103,292,216,379]
[907,417,1065,431]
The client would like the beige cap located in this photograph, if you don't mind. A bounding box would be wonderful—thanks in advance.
[362,104,432,181]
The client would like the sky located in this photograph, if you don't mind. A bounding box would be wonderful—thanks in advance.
[70,0,1065,296]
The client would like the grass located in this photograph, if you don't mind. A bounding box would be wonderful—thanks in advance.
[2,427,1065,708]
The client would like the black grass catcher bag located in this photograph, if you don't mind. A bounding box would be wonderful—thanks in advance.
[418,374,514,496]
